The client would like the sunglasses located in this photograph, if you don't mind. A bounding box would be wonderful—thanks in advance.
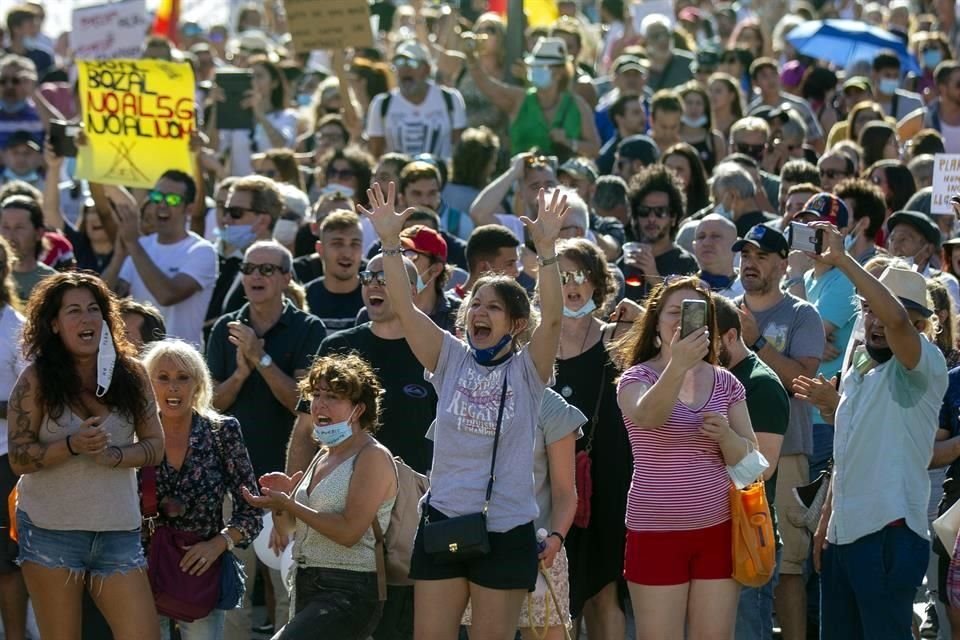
[224,206,262,219]
[240,262,288,276]
[148,190,185,207]
[0,76,21,87]
[735,143,765,158]
[392,57,421,69]
[326,167,356,181]
[560,270,590,285]
[634,205,672,219]
[359,270,387,286]
[819,168,848,180]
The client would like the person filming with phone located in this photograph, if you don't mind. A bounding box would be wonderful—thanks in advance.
[614,276,759,638]
[803,222,947,640]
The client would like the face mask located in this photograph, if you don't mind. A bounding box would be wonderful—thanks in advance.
[563,297,597,318]
[844,230,857,251]
[96,319,116,398]
[22,36,40,50]
[273,219,299,246]
[313,407,357,447]
[923,50,943,70]
[527,66,553,89]
[3,168,38,183]
[878,78,899,96]
[415,272,431,294]
[714,202,731,219]
[296,93,313,107]
[681,115,708,128]
[468,332,514,365]
[865,344,894,364]
[221,224,257,251]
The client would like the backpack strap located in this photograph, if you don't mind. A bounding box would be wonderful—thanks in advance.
[380,94,393,121]
[357,439,392,601]
[439,86,455,129]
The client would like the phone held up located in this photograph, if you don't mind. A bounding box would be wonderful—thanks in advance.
[788,221,823,255]
[680,299,708,339]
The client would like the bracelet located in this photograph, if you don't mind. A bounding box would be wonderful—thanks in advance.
[220,531,236,551]
[537,254,558,267]
[111,446,123,468]
[66,435,79,456]
[548,531,565,545]
[382,245,402,257]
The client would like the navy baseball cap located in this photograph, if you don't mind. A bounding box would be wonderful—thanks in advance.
[732,224,789,259]
[796,192,850,228]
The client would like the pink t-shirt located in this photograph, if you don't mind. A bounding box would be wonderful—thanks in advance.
[617,364,746,532]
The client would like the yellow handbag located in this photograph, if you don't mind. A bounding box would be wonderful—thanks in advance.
[730,480,776,587]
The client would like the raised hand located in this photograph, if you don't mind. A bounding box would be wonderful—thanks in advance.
[792,374,840,417]
[519,188,569,256]
[358,182,414,245]
[667,326,709,370]
[808,222,846,267]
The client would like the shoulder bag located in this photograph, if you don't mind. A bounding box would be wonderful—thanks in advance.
[573,363,607,529]
[421,376,508,563]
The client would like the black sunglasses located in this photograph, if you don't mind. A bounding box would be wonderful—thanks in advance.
[735,143,765,157]
[359,270,387,286]
[634,205,672,219]
[240,262,288,276]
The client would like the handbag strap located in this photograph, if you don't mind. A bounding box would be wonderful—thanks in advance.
[583,362,608,454]
[141,465,159,534]
[483,375,510,513]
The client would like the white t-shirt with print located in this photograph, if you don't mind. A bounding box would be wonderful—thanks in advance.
[0,306,26,456]
[366,83,467,160]
[119,232,218,348]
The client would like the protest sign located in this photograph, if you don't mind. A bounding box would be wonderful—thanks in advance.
[931,154,960,215]
[76,59,196,189]
[285,0,373,51]
[71,0,149,60]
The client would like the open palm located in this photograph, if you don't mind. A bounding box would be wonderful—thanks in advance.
[519,188,570,253]
[358,182,414,243]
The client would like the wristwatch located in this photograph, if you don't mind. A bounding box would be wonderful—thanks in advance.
[750,336,768,352]
[257,353,273,370]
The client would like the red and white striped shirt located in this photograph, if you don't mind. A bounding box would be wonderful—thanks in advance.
[617,364,747,532]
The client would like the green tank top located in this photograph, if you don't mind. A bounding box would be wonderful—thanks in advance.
[509,88,581,155]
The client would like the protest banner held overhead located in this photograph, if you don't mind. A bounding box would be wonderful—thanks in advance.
[76,59,196,189]
[932,154,960,215]
[71,0,148,60]
[285,0,374,51]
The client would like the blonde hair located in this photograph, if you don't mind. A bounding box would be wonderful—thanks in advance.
[0,236,21,311]
[142,339,221,421]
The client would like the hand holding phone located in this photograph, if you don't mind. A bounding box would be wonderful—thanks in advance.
[789,222,823,254]
[680,299,708,339]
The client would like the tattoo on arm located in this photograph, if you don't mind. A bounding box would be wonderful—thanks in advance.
[136,439,161,466]
[8,376,48,472]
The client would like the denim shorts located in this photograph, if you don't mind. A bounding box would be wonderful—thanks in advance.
[15,509,146,579]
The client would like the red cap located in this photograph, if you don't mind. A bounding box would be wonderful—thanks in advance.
[399,225,448,262]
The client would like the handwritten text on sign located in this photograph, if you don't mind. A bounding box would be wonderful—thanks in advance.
[932,154,960,215]
[285,0,373,51]
[77,59,195,189]
[71,0,148,60]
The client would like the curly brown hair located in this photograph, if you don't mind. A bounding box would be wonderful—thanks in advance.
[613,275,718,370]
[298,353,383,434]
[21,272,148,424]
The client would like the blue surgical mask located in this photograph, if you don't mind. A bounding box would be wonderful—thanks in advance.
[296,93,313,107]
[714,203,731,219]
[220,224,257,250]
[923,50,943,70]
[844,231,857,251]
[878,77,899,96]
[313,407,357,447]
[527,66,553,89]
[563,297,597,318]
[468,332,513,365]
[415,272,430,294]
[681,115,708,128]
[3,168,38,184]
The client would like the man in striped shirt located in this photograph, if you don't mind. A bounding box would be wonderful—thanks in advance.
[0,55,41,151]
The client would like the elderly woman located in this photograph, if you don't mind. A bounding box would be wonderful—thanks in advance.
[8,271,165,640]
[142,339,262,640]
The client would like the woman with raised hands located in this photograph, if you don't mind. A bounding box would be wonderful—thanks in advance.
[359,182,569,640]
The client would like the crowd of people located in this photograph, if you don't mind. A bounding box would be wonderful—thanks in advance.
[3,0,960,638]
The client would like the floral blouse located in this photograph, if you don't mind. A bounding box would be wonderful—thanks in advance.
[146,413,262,546]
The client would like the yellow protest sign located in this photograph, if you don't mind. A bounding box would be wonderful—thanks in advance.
[76,59,196,189]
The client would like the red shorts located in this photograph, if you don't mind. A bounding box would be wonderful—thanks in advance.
[623,519,733,586]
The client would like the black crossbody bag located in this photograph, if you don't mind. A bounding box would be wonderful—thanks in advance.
[422,376,509,563]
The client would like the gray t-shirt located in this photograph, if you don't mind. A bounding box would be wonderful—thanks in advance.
[425,331,548,532]
[533,389,586,531]
[738,293,824,457]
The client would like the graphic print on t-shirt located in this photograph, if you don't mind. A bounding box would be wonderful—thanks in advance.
[390,104,450,156]
[763,323,789,353]
[445,368,515,436]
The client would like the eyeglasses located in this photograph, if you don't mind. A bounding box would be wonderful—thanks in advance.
[148,190,185,207]
[560,270,590,285]
[819,168,848,180]
[326,167,356,181]
[240,262,288,276]
[360,270,387,286]
[0,76,21,87]
[224,206,263,219]
[735,143,765,158]
[392,57,421,69]
[634,205,672,219]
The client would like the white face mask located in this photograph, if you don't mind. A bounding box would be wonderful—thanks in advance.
[563,297,597,318]
[681,114,708,128]
[273,219,299,246]
[96,319,116,398]
[527,66,553,89]
[415,271,431,294]
[313,406,358,447]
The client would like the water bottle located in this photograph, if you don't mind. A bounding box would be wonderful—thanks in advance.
[534,529,548,598]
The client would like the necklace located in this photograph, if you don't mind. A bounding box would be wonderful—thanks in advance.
[559,320,596,360]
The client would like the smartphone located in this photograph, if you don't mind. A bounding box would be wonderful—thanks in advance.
[789,221,822,254]
[215,70,254,130]
[48,119,79,157]
[680,299,708,339]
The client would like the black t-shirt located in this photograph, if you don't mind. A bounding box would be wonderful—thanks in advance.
[734,210,779,238]
[63,223,112,274]
[315,324,437,473]
[293,254,323,284]
[616,245,699,302]
[304,277,364,332]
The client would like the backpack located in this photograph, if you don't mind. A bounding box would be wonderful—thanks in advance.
[379,86,456,128]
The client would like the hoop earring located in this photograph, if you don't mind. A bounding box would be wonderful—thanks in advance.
[653,335,662,349]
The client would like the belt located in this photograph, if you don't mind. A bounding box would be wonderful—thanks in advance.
[887,518,906,528]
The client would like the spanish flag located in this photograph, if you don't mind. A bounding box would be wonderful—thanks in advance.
[152,0,180,45]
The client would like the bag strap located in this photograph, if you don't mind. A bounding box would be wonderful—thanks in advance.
[583,362,608,454]
[371,518,387,602]
[141,465,159,535]
[483,375,510,513]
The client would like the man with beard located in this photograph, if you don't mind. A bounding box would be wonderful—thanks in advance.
[617,163,698,302]
[733,223,824,640]
[366,40,467,160]
[287,255,431,640]
[714,295,788,640]
[804,236,947,640]
[304,210,365,331]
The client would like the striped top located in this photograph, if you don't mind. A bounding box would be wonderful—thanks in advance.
[618,363,746,532]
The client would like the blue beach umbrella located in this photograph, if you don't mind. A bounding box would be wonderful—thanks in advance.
[786,19,920,74]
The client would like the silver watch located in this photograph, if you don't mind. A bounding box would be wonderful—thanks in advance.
[220,531,235,551]
[257,353,273,370]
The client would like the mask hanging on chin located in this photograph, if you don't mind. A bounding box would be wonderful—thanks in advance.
[563,298,597,318]
[865,343,893,364]
[415,271,432,294]
[681,114,708,128]
[468,332,514,365]
[313,407,358,447]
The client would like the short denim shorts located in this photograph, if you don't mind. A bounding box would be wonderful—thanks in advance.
[15,509,146,579]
